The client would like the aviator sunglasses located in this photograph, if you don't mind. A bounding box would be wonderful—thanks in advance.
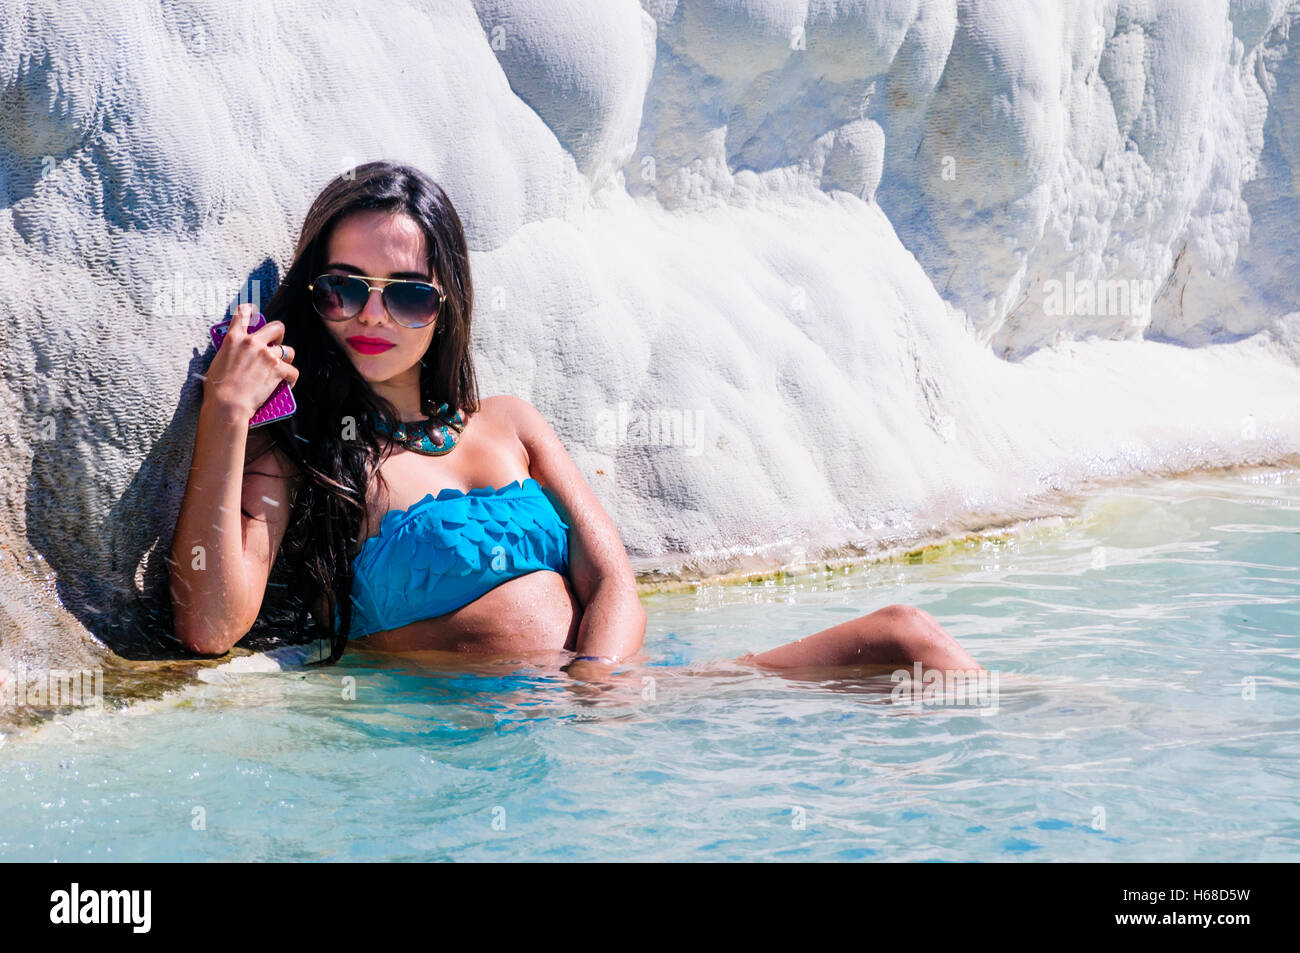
[308,273,445,329]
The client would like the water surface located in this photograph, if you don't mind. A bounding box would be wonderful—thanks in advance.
[2,466,1298,861]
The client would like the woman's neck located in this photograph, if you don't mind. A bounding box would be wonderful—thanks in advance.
[368,367,424,420]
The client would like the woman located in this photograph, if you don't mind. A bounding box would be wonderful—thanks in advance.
[168,161,982,679]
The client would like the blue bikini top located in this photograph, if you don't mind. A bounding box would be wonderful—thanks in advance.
[333,478,570,639]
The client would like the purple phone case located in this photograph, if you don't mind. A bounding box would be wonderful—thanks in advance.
[208,313,298,429]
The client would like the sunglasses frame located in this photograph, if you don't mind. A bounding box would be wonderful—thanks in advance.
[308,273,446,329]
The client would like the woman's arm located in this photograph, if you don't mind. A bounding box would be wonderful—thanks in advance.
[168,304,300,654]
[499,395,646,660]
[168,408,298,654]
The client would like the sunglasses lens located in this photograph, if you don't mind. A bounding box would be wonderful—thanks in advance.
[383,282,441,327]
[312,274,368,320]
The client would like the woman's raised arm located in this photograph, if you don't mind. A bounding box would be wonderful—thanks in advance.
[168,303,300,654]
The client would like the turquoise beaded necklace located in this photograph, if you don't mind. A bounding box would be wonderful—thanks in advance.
[369,401,466,456]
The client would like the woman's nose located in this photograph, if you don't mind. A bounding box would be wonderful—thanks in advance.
[357,288,389,325]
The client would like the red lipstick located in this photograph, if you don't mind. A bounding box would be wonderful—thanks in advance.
[346,336,396,354]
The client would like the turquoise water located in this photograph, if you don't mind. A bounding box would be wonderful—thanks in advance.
[2,466,1298,861]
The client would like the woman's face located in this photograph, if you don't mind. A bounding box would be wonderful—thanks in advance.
[316,209,439,385]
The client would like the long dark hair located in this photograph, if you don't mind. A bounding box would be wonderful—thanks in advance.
[248,160,479,664]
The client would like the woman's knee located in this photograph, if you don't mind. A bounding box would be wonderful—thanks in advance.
[876,603,934,631]
[875,603,948,651]
[877,603,983,670]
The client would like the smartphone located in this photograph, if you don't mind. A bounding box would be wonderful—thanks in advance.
[208,312,298,429]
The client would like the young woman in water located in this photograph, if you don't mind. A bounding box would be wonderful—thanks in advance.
[168,161,982,679]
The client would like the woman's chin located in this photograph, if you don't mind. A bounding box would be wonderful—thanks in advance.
[353,360,416,383]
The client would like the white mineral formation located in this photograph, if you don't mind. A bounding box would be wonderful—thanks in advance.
[1,0,1298,671]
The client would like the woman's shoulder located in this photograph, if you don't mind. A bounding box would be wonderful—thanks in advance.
[475,394,554,467]
[477,393,547,434]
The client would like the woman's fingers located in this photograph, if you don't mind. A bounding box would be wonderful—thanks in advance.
[227,302,256,340]
[203,304,298,419]
[249,311,285,345]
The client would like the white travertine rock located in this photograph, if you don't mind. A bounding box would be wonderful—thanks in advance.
[1,0,1299,672]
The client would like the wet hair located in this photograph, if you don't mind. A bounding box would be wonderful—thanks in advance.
[246,160,479,664]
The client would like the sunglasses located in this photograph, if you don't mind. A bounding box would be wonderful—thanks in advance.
[308,273,445,329]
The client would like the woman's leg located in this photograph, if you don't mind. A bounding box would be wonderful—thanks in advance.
[740,603,983,672]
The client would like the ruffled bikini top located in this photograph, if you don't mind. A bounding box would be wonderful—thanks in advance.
[333,478,570,639]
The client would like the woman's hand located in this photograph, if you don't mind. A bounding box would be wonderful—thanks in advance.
[202,303,299,421]
[559,655,650,707]
[561,656,624,684]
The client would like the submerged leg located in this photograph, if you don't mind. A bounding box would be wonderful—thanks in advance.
[740,603,983,673]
